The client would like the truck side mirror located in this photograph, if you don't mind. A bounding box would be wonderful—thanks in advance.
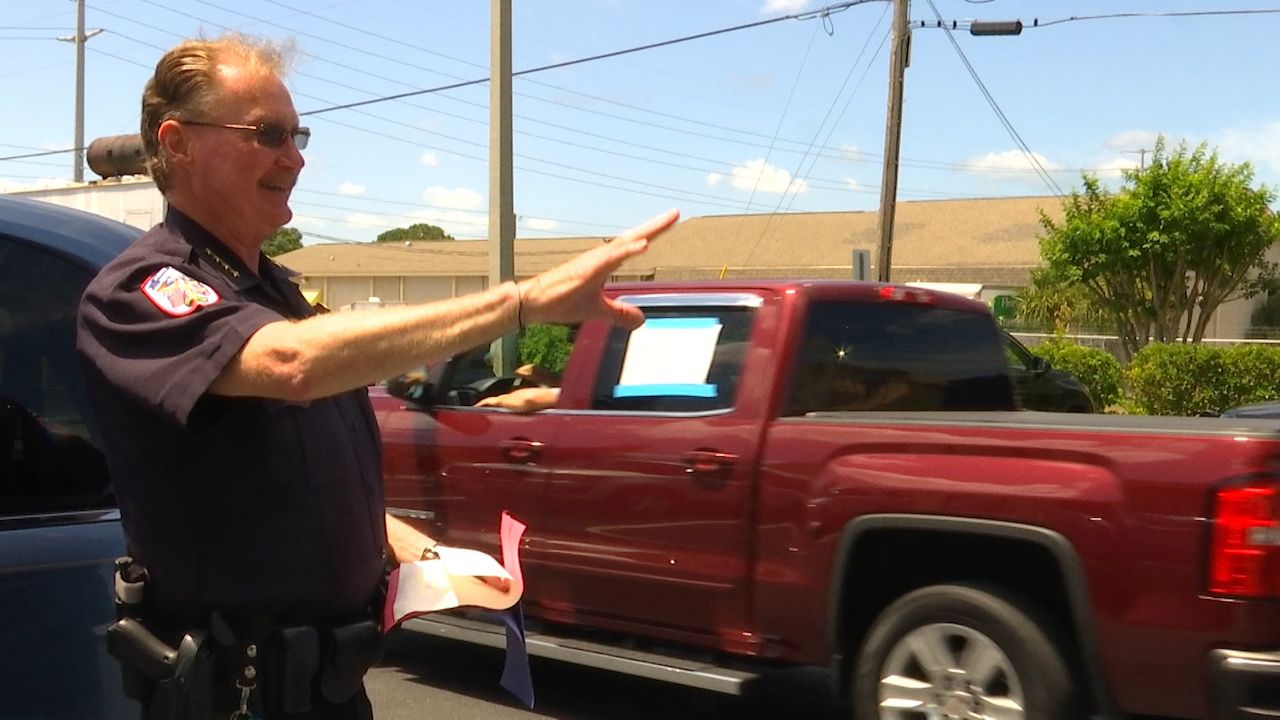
[1030,356,1050,375]
[385,368,435,407]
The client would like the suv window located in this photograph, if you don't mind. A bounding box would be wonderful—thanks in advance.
[591,307,752,413]
[0,237,112,515]
[1002,331,1035,371]
[787,300,1014,414]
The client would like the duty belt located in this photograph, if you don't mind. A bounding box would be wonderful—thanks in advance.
[107,557,385,718]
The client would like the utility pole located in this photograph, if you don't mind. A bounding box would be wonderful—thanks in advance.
[489,0,517,375]
[58,0,102,183]
[1124,147,1151,171]
[875,0,909,283]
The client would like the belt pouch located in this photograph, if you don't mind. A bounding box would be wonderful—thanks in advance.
[272,625,319,714]
[319,620,384,703]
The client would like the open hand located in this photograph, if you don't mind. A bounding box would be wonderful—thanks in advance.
[519,208,679,329]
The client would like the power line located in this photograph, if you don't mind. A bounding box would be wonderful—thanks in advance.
[742,19,824,215]
[71,4,846,210]
[1029,8,1280,28]
[84,1,1085,178]
[923,0,1064,196]
[259,0,841,150]
[87,43,153,69]
[745,13,893,265]
[907,7,1280,31]
[296,0,886,117]
[293,189,633,232]
[0,148,76,162]
[14,1,1080,206]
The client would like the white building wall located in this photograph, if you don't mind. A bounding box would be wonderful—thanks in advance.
[322,277,376,309]
[371,276,400,302]
[9,177,164,230]
[403,276,455,303]
[303,274,493,309]
[456,276,486,295]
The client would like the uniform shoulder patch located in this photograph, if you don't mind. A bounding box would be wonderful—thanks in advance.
[140,266,220,317]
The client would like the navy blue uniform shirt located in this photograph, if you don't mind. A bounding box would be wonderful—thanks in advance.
[77,208,386,626]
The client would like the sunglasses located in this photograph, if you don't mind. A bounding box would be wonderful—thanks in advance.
[181,120,311,150]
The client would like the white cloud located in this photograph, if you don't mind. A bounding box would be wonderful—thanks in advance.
[0,176,64,192]
[727,158,808,195]
[1216,121,1280,178]
[423,185,483,210]
[408,209,488,239]
[344,213,385,230]
[843,176,862,192]
[1090,156,1141,181]
[964,150,1063,178]
[524,217,559,231]
[762,0,807,13]
[1106,130,1161,152]
[293,217,330,231]
[337,182,366,196]
[838,143,862,160]
[706,172,724,186]
[419,151,439,168]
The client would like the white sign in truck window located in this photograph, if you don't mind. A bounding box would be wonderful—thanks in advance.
[614,317,723,398]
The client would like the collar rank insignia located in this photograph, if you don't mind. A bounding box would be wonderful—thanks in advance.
[141,266,221,317]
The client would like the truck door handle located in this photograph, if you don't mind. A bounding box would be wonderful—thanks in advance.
[684,450,738,474]
[501,438,545,463]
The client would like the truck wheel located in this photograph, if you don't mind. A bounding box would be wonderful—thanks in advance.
[852,583,1078,720]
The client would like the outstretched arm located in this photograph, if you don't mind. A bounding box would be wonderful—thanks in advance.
[210,209,679,402]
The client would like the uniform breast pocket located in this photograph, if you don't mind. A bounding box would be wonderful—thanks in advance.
[191,397,311,492]
[260,402,323,489]
[277,399,368,489]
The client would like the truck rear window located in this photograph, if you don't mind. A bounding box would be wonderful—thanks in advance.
[786,300,1014,414]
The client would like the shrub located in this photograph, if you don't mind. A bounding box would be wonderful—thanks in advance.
[1031,339,1123,409]
[1125,343,1280,415]
[517,324,573,374]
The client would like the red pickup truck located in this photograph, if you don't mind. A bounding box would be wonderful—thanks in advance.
[372,280,1280,720]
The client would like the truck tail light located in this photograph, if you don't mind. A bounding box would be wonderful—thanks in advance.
[1209,481,1280,598]
[875,286,935,304]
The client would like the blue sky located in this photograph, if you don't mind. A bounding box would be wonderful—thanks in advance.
[4,0,1280,243]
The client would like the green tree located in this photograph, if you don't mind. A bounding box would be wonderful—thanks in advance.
[376,223,454,243]
[263,226,302,257]
[1038,137,1280,360]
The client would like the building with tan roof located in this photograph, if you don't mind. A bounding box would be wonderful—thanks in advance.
[275,194,1269,338]
[281,195,1060,310]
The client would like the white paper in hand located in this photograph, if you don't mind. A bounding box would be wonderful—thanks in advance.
[383,512,527,631]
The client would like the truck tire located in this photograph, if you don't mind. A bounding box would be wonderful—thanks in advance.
[852,583,1078,720]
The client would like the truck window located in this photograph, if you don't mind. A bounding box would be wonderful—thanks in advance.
[0,237,113,515]
[591,307,752,413]
[433,324,576,408]
[787,300,1014,414]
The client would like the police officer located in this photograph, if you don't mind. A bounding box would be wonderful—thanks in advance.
[76,33,677,719]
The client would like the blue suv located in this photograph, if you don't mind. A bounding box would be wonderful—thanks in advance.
[0,194,140,718]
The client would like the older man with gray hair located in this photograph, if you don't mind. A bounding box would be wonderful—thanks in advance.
[78,33,677,719]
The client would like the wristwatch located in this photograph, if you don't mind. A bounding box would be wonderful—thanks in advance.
[420,545,440,561]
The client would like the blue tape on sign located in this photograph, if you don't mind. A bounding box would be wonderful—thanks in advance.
[642,317,721,329]
[613,383,718,398]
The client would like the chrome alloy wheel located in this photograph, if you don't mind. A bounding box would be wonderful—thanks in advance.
[876,622,1025,720]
